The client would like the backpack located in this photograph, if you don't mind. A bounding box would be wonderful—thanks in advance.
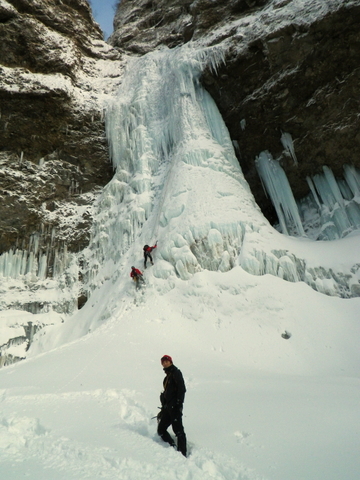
[143,245,149,252]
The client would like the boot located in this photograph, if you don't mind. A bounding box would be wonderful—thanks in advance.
[177,433,187,457]
[161,431,175,448]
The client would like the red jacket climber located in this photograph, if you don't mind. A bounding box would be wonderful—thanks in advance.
[130,266,143,278]
[130,266,144,289]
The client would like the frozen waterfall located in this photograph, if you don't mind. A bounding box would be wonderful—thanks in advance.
[1,39,360,370]
[1,42,359,312]
[81,44,360,299]
[84,45,268,291]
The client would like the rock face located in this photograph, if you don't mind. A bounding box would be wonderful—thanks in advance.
[0,0,126,363]
[0,0,121,254]
[110,0,268,54]
[110,0,360,224]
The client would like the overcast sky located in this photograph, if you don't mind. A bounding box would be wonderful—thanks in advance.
[89,0,117,39]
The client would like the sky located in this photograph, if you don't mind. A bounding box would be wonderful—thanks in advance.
[89,0,117,39]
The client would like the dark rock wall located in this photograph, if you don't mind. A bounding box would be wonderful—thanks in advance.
[1,0,102,73]
[110,0,194,53]
[0,0,119,254]
[110,0,269,54]
[202,3,360,221]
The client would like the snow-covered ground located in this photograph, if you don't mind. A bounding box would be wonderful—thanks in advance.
[1,262,359,480]
[0,2,360,479]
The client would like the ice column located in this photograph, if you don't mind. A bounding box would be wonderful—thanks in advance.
[281,132,298,166]
[256,146,360,240]
[306,165,360,239]
[256,151,305,236]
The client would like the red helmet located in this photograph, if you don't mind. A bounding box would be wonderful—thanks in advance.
[161,355,173,364]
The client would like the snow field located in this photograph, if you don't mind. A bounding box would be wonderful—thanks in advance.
[1,263,359,479]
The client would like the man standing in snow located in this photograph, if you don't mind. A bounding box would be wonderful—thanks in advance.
[157,354,187,457]
[143,242,157,268]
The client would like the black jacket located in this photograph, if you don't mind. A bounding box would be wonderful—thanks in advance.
[160,364,186,408]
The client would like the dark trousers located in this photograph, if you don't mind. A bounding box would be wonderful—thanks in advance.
[144,252,153,268]
[157,407,187,457]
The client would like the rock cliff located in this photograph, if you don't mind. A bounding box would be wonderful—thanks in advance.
[0,0,126,364]
[0,0,122,254]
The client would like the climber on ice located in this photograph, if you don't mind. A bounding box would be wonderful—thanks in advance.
[130,266,145,290]
[143,242,157,269]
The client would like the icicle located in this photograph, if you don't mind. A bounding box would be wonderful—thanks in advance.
[323,166,345,208]
[51,227,56,247]
[337,179,353,201]
[38,253,48,280]
[256,151,305,237]
[20,250,27,276]
[345,202,360,229]
[13,250,22,278]
[3,250,12,277]
[30,232,40,256]
[306,176,322,210]
[278,255,300,282]
[280,132,298,166]
[343,165,360,199]
[232,140,240,157]
[302,165,360,239]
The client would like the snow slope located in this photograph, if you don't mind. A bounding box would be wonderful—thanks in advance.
[0,266,359,480]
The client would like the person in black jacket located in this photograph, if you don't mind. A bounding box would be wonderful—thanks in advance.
[157,354,187,457]
[143,242,157,269]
